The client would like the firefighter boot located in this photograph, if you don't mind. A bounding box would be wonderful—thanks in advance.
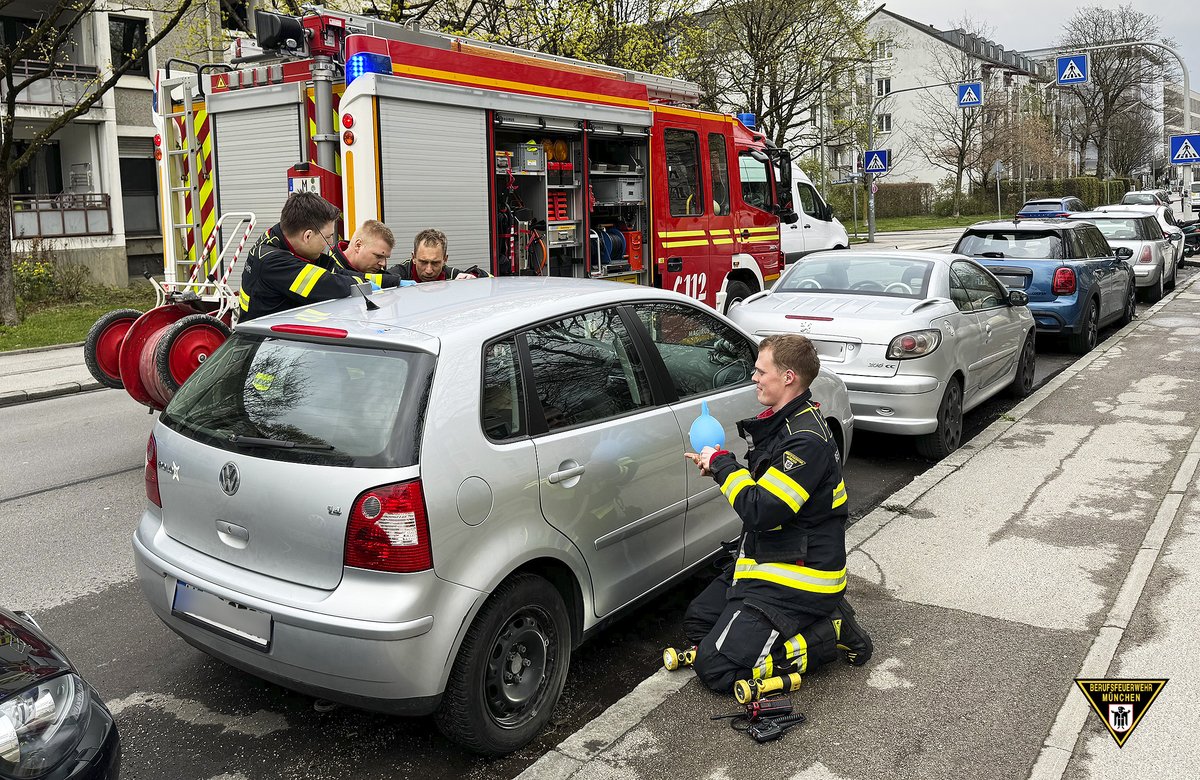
[832,599,873,666]
[663,645,698,671]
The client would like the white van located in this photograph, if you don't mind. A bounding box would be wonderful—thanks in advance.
[781,167,849,263]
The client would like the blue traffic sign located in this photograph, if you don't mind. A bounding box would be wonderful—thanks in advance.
[957,82,983,108]
[1169,134,1200,165]
[1056,54,1089,85]
[864,149,890,174]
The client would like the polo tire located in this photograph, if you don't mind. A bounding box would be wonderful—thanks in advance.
[435,574,571,756]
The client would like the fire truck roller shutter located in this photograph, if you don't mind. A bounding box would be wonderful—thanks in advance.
[210,103,303,292]
[378,99,490,269]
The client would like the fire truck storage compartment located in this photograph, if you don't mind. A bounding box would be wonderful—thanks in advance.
[208,88,304,293]
[378,98,491,268]
[494,120,584,278]
[588,128,648,277]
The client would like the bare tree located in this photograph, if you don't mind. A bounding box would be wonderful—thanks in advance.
[1106,103,1159,179]
[907,19,992,217]
[0,0,197,326]
[1058,4,1166,178]
[698,0,872,150]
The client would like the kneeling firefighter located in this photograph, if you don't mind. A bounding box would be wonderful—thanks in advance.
[672,334,872,699]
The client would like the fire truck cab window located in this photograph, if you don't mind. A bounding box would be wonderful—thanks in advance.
[708,134,730,216]
[665,129,704,216]
[739,153,772,211]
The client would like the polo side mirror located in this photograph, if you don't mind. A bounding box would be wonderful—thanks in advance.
[1008,289,1029,306]
[1115,247,1134,259]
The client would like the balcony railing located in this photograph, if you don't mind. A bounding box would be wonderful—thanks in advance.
[12,194,112,238]
[0,60,99,107]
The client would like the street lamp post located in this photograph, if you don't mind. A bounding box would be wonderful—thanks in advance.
[866,79,961,242]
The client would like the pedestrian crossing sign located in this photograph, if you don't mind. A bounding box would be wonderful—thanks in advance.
[1169,134,1200,165]
[1056,54,1089,85]
[864,149,890,174]
[957,82,983,108]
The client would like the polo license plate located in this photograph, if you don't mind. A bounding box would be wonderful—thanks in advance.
[172,580,272,650]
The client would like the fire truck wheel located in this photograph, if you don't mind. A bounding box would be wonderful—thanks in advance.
[153,314,231,393]
[723,280,754,314]
[84,308,143,389]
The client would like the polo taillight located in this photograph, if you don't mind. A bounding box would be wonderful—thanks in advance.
[1138,246,1153,264]
[344,479,432,573]
[145,435,161,507]
[1052,267,1077,296]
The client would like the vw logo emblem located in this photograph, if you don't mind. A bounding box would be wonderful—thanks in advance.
[219,462,240,496]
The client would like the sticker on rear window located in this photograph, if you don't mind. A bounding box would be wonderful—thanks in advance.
[252,372,275,392]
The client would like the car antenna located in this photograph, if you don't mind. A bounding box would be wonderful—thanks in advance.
[350,282,380,311]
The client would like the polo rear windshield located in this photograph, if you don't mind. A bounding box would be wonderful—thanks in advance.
[954,230,1064,259]
[160,334,432,467]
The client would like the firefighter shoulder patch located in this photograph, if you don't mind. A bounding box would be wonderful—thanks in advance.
[782,451,805,471]
[1075,678,1167,747]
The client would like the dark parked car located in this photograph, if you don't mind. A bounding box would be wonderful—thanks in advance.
[1,609,120,779]
[1016,197,1088,219]
[953,219,1136,354]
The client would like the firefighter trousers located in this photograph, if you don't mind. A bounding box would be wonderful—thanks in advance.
[684,570,841,694]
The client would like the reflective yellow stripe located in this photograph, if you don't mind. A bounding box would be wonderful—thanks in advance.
[662,239,711,248]
[746,226,778,234]
[746,236,779,244]
[721,469,754,506]
[759,467,809,514]
[289,265,318,294]
[832,480,847,509]
[784,634,809,673]
[365,273,382,286]
[734,558,847,593]
[238,289,249,311]
[298,265,327,297]
[753,652,774,680]
[662,230,708,237]
[711,238,734,245]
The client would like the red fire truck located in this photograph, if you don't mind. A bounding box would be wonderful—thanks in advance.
[85,8,798,407]
[157,7,796,312]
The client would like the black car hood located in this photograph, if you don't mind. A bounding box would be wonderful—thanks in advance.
[0,608,73,699]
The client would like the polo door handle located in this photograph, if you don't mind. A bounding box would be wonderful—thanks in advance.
[548,464,586,484]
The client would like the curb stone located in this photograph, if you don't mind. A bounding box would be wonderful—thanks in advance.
[0,341,85,357]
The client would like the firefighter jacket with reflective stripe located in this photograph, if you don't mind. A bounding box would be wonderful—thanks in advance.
[708,389,849,619]
[239,225,363,321]
[386,259,492,282]
[323,242,402,289]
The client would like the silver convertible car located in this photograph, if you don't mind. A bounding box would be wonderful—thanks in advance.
[132,278,853,756]
[730,250,1035,460]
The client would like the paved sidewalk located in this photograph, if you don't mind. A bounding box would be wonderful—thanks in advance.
[0,343,103,407]
[521,275,1200,779]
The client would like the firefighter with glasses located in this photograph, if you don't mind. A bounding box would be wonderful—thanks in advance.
[669,334,873,698]
[240,192,376,321]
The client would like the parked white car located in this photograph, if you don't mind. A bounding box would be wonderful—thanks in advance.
[1096,203,1186,267]
[730,250,1035,460]
[1067,211,1176,302]
[781,167,849,264]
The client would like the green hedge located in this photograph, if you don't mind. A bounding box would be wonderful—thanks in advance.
[828,182,933,220]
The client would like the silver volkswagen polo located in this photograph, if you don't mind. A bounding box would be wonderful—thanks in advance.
[132,278,853,755]
[730,250,1035,460]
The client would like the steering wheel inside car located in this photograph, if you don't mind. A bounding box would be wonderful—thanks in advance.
[794,278,823,289]
[850,280,884,291]
[884,282,913,295]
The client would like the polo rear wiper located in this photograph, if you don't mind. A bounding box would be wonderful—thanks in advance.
[228,434,335,451]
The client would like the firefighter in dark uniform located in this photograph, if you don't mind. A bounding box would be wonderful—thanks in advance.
[323,219,405,289]
[674,334,872,695]
[239,192,372,321]
[386,228,490,282]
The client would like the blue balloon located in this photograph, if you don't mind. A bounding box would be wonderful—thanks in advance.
[689,400,725,452]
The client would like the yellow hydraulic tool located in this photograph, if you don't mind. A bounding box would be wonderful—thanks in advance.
[734,672,802,704]
[662,646,698,671]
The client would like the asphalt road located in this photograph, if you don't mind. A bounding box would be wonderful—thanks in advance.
[1,263,1191,779]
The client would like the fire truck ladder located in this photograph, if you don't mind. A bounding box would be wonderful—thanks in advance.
[157,77,208,287]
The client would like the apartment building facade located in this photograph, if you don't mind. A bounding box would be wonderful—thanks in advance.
[4,1,220,287]
[818,8,1050,188]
